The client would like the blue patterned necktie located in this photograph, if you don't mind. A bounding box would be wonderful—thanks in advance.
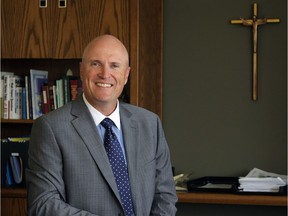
[101,118,134,216]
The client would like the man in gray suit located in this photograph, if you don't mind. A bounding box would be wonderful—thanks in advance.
[26,35,177,215]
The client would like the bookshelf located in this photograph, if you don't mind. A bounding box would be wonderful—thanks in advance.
[1,0,163,215]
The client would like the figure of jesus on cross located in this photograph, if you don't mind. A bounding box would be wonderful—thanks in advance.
[231,3,280,101]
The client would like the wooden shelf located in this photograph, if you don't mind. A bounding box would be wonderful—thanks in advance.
[1,119,34,124]
[1,188,27,198]
[177,192,287,206]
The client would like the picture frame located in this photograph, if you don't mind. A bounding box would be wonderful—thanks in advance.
[30,69,48,119]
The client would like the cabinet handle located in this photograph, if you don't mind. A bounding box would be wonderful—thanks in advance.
[59,0,67,8]
[39,0,47,8]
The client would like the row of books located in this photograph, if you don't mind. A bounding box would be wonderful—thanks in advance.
[1,69,82,120]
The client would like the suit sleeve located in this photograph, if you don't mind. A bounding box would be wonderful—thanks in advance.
[150,117,178,215]
[26,117,98,216]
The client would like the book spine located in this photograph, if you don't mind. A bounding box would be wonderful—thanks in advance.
[14,87,22,119]
[53,85,57,110]
[28,77,33,120]
[0,79,3,118]
[63,77,70,104]
[30,69,48,119]
[3,75,11,119]
[48,83,55,111]
[70,79,78,101]
[10,76,22,119]
[41,84,49,114]
[22,87,27,119]
[9,77,15,119]
[56,79,64,108]
[25,76,30,119]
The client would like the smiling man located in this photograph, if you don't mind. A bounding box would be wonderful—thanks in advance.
[26,35,177,216]
[80,35,130,116]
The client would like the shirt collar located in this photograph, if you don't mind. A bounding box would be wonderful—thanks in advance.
[82,93,121,129]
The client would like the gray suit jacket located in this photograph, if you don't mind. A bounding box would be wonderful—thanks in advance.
[26,96,177,215]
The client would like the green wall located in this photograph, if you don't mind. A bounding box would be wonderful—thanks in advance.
[163,0,287,215]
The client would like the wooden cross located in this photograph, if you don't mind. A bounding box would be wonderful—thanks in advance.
[230,3,280,101]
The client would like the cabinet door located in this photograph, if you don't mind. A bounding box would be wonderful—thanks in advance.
[1,0,52,58]
[1,0,130,59]
[53,0,130,58]
[1,197,27,216]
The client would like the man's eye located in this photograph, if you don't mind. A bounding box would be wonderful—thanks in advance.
[91,62,100,67]
[111,64,120,69]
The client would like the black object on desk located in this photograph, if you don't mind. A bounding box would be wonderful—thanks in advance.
[187,176,239,193]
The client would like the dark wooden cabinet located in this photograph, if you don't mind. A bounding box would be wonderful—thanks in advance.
[1,0,163,215]
[1,189,27,216]
[1,0,52,58]
[52,0,130,58]
[1,0,130,58]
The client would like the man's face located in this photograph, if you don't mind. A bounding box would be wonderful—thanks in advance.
[80,37,130,111]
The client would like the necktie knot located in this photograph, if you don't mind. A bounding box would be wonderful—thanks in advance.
[101,118,114,129]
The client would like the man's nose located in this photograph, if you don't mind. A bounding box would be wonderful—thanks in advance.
[100,65,110,78]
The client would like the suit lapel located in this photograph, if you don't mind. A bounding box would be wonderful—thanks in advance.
[70,97,121,202]
[120,105,140,210]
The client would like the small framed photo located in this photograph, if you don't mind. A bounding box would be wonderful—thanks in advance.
[30,69,48,119]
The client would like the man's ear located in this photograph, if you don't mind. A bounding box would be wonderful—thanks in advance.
[124,67,130,85]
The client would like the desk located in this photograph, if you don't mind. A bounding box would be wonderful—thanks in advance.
[1,189,287,216]
[177,192,287,206]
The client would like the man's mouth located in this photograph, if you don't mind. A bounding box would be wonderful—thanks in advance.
[96,83,113,87]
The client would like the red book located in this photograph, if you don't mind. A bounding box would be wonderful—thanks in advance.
[70,79,78,101]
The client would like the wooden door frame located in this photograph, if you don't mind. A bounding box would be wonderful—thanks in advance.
[129,0,163,119]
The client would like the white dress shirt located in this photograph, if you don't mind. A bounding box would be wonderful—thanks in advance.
[82,94,127,162]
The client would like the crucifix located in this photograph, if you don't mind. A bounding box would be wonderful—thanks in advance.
[230,3,280,101]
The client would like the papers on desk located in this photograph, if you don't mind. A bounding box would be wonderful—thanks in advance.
[239,177,286,192]
[238,168,287,193]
